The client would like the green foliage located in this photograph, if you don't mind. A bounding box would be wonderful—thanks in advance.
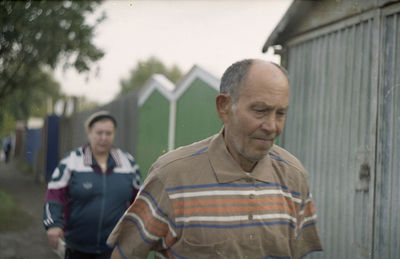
[0,67,63,136]
[3,67,62,121]
[118,56,183,96]
[0,111,16,137]
[0,0,105,135]
[0,190,34,231]
[0,0,105,104]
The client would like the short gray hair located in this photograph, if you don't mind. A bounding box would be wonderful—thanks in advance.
[220,59,254,103]
[220,59,288,103]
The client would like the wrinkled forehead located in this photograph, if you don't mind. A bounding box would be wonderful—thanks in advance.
[238,62,290,98]
[249,61,289,84]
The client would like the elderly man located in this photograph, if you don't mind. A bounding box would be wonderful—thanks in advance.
[107,59,322,258]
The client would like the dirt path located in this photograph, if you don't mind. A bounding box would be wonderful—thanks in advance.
[0,162,58,259]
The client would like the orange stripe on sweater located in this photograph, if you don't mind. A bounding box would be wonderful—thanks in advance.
[174,204,295,215]
[131,207,166,237]
[130,200,169,236]
[173,197,297,209]
[134,200,169,231]
[165,232,177,247]
[166,249,175,259]
[302,201,316,217]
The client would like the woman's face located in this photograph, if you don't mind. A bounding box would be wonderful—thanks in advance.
[87,119,115,155]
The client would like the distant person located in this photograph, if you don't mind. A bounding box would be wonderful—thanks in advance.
[2,136,12,163]
[107,59,322,258]
[43,111,142,259]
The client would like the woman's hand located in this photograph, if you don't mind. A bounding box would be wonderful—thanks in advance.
[46,227,64,249]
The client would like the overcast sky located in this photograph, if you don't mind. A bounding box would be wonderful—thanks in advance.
[55,0,292,104]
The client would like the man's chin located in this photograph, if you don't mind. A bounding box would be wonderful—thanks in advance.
[247,152,269,162]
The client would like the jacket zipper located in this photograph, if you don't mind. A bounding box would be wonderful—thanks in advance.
[96,173,107,251]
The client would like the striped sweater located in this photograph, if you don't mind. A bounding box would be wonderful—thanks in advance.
[107,132,322,259]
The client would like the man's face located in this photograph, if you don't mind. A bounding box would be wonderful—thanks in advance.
[223,62,290,171]
[87,119,115,155]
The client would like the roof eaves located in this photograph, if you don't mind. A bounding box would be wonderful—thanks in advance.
[262,0,315,53]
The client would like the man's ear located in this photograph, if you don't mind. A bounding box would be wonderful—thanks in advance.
[216,94,232,123]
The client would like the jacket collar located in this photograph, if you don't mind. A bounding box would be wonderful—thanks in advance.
[82,144,121,168]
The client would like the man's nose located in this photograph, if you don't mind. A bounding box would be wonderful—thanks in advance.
[260,115,277,132]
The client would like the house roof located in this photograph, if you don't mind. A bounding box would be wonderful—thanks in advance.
[173,65,220,100]
[262,0,395,53]
[138,65,220,106]
[138,74,175,107]
[262,0,315,53]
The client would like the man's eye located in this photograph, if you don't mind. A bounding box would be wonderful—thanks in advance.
[254,109,265,113]
[253,110,265,116]
[277,111,286,116]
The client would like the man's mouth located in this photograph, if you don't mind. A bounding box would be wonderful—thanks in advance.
[254,137,273,144]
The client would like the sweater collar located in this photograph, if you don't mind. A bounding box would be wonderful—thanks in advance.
[208,129,276,184]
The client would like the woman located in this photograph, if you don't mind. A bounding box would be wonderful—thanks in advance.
[43,111,141,259]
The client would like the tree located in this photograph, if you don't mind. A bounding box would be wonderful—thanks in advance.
[0,67,63,137]
[0,0,105,104]
[76,96,99,112]
[17,69,60,119]
[118,56,182,96]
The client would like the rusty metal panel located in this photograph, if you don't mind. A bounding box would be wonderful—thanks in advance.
[374,4,400,258]
[282,14,377,258]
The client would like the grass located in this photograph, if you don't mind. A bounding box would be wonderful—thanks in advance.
[14,158,33,175]
[0,190,34,231]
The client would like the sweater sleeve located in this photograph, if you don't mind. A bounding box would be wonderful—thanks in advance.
[107,173,177,258]
[294,178,323,258]
[43,160,72,230]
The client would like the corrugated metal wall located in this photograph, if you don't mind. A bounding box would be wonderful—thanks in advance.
[283,13,378,258]
[374,4,400,258]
